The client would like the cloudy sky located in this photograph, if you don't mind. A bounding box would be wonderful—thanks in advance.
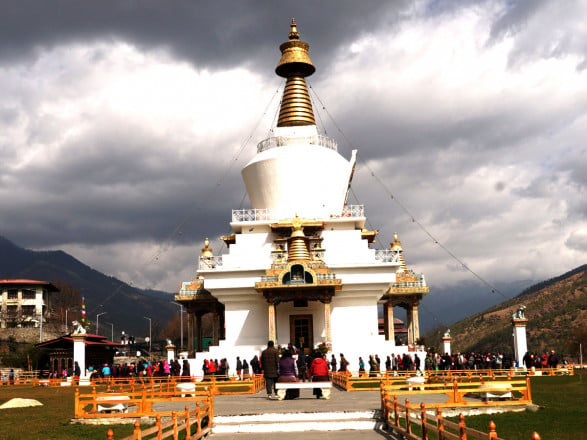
[1,1,586,310]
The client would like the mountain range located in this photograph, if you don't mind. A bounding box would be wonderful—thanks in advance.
[0,235,177,339]
[423,264,587,359]
[2,234,584,356]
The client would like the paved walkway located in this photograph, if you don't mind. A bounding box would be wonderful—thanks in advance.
[214,388,383,416]
[208,388,431,438]
[155,387,526,438]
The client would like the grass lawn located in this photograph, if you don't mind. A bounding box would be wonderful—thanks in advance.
[0,385,135,440]
[0,371,584,439]
[446,370,586,440]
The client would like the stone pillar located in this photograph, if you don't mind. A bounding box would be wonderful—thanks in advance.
[195,314,203,353]
[166,344,176,363]
[268,301,277,344]
[512,318,528,368]
[442,335,452,355]
[406,304,414,345]
[412,302,420,344]
[72,333,87,379]
[212,313,220,345]
[324,300,332,351]
[386,301,395,345]
[187,311,195,356]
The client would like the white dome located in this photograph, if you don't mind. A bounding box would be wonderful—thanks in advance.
[242,128,356,220]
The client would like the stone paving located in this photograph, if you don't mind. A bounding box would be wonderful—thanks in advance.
[154,386,528,438]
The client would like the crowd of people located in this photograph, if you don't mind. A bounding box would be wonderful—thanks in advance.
[48,346,565,386]
[62,358,194,380]
[353,350,565,374]
[260,341,339,400]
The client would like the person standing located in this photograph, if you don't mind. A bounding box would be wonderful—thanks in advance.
[260,340,280,399]
[338,354,349,373]
[236,356,243,380]
[102,363,111,381]
[414,354,421,372]
[310,353,330,399]
[330,354,337,372]
[74,362,81,384]
[250,355,261,375]
[297,351,308,381]
[242,359,250,380]
[182,359,190,380]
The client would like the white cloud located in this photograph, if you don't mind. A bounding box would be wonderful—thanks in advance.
[1,1,585,296]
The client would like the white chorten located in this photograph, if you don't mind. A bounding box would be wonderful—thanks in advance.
[176,19,429,374]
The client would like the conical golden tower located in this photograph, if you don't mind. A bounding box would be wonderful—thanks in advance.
[287,221,310,261]
[275,19,316,127]
[390,232,407,271]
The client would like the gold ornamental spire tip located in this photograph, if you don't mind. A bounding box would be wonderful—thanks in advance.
[289,18,300,40]
[201,237,214,258]
[276,19,316,127]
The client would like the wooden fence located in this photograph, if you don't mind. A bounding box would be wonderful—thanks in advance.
[380,377,532,409]
[381,390,542,440]
[74,385,214,421]
[0,371,265,395]
[331,367,569,392]
[105,405,210,440]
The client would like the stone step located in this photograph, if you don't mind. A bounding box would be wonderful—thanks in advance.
[212,410,379,434]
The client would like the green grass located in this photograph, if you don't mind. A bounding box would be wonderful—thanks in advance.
[1,371,585,439]
[0,386,135,440]
[445,370,586,439]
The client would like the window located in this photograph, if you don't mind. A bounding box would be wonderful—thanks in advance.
[6,305,17,316]
[22,289,36,300]
[7,289,18,300]
[282,264,314,285]
[21,305,36,316]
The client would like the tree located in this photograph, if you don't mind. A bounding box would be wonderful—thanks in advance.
[48,281,82,327]
[567,325,587,361]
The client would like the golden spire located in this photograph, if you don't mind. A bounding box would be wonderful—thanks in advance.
[287,218,310,261]
[275,18,316,127]
[201,237,214,258]
[390,232,407,271]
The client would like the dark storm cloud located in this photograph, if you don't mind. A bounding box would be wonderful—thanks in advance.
[1,113,246,248]
[1,0,585,292]
[0,0,408,72]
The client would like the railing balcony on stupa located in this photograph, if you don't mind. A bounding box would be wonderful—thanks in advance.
[231,205,365,223]
[257,134,338,153]
[375,250,401,263]
[199,256,223,270]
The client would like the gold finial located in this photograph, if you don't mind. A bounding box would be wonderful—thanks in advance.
[390,232,403,251]
[287,219,310,261]
[289,18,300,40]
[201,237,214,258]
[275,19,316,127]
[390,232,407,270]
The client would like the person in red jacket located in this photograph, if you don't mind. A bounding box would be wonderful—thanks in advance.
[309,352,330,399]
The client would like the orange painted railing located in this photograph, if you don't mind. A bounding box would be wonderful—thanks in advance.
[74,385,214,421]
[105,404,210,440]
[381,390,541,440]
[1,372,265,396]
[380,377,532,409]
[331,366,571,392]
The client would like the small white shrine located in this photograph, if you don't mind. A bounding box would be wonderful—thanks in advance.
[176,20,429,373]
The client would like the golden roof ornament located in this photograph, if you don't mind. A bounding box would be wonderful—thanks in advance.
[287,218,310,261]
[275,18,316,127]
[201,237,214,258]
[391,232,407,271]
